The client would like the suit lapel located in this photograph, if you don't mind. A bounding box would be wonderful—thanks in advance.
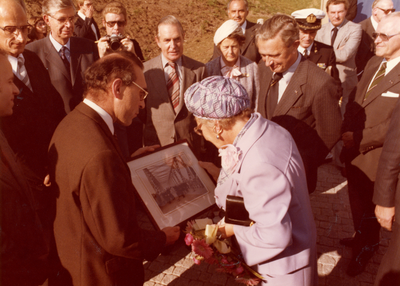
[44,36,72,82]
[13,75,34,99]
[241,21,255,55]
[178,55,194,116]
[334,19,349,49]
[274,59,307,117]
[70,37,82,87]
[309,42,322,63]
[257,62,273,119]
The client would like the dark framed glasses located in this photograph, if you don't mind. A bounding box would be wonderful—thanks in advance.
[105,21,126,28]
[376,7,395,14]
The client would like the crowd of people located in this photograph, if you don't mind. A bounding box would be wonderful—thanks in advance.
[0,0,399,285]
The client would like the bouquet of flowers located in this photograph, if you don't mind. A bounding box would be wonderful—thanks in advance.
[184,218,263,286]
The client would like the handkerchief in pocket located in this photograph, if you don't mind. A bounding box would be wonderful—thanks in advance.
[382,91,399,98]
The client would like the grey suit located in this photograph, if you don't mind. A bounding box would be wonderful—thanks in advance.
[26,35,99,113]
[316,19,362,115]
[143,54,207,158]
[257,57,342,193]
[205,55,259,109]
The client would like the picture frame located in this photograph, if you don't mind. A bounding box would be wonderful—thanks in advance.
[127,140,216,230]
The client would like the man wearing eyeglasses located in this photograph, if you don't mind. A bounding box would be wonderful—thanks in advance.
[0,0,66,238]
[97,1,144,61]
[48,51,180,286]
[356,0,394,79]
[340,11,400,277]
[74,0,100,41]
[26,0,99,114]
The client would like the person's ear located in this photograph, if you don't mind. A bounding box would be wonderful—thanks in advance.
[111,78,123,99]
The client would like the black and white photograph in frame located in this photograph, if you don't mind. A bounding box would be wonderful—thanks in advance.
[127,141,216,230]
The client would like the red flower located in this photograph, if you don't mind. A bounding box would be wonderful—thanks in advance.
[235,264,244,275]
[192,239,213,259]
[185,233,194,246]
[193,257,202,265]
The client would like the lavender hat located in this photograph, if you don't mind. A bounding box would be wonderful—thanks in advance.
[184,76,250,120]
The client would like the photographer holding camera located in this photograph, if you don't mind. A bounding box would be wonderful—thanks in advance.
[97,1,144,60]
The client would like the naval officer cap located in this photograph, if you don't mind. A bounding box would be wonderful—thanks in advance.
[291,8,325,30]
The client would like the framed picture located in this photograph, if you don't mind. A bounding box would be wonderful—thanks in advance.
[127,141,216,230]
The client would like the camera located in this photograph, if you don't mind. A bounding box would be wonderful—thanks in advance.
[108,34,125,51]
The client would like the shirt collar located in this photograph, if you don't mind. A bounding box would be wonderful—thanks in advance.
[220,56,241,69]
[161,53,182,69]
[241,20,247,35]
[329,20,345,31]
[83,98,115,135]
[7,54,21,75]
[297,44,313,55]
[49,32,71,52]
[78,11,86,20]
[371,16,378,31]
[386,56,400,74]
[280,53,301,84]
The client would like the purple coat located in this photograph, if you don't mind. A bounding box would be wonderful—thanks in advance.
[215,113,317,282]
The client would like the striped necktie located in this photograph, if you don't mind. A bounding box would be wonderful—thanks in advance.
[364,62,387,100]
[17,55,32,91]
[167,61,180,113]
[60,46,70,72]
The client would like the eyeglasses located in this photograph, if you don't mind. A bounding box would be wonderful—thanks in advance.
[376,7,395,14]
[105,21,126,28]
[372,32,400,41]
[37,21,46,27]
[48,15,77,24]
[194,124,203,136]
[130,81,148,101]
[0,25,33,36]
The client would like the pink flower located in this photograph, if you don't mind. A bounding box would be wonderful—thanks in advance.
[235,264,244,274]
[193,257,202,265]
[192,239,213,259]
[185,220,194,233]
[235,277,261,285]
[221,256,229,264]
[219,144,241,175]
[184,233,194,246]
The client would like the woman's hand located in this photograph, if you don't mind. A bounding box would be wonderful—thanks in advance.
[198,161,220,182]
[217,219,235,238]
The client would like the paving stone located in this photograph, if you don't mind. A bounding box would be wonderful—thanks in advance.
[210,273,228,285]
[161,274,179,285]
[150,273,166,283]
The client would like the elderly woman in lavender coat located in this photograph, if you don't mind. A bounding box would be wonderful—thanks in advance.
[206,20,259,109]
[184,76,317,286]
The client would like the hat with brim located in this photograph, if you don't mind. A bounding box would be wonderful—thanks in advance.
[214,19,243,46]
[291,8,325,30]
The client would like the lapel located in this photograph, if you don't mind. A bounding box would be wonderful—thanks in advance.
[257,62,273,119]
[13,75,34,100]
[309,42,322,63]
[362,60,400,108]
[241,21,255,54]
[334,19,349,49]
[69,37,82,87]
[177,55,195,116]
[76,103,128,166]
[44,36,72,82]
[319,23,331,46]
[274,59,307,117]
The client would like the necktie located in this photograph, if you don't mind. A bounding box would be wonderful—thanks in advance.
[267,72,283,117]
[60,46,70,72]
[364,62,387,100]
[17,56,33,91]
[167,62,180,113]
[303,49,309,59]
[331,27,338,46]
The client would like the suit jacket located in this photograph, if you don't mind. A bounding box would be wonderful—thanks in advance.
[143,54,207,155]
[316,19,362,101]
[356,17,375,79]
[373,96,400,224]
[0,130,49,286]
[26,36,99,113]
[341,56,400,181]
[48,102,167,286]
[215,113,316,279]
[307,40,340,84]
[211,20,261,63]
[74,15,100,41]
[205,55,259,109]
[257,57,342,192]
[0,50,65,181]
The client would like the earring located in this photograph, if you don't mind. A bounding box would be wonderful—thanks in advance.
[216,129,223,140]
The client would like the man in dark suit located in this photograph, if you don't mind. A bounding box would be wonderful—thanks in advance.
[48,52,180,286]
[256,14,342,194]
[0,49,50,286]
[74,0,100,41]
[0,0,65,199]
[26,0,99,113]
[292,8,340,84]
[340,12,400,277]
[211,0,260,63]
[356,0,394,79]
[144,15,210,160]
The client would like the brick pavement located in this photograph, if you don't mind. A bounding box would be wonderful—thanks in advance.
[138,162,392,286]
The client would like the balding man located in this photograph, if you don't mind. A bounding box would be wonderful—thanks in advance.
[340,11,400,277]
[48,52,180,286]
[0,0,65,202]
[211,0,261,63]
[356,0,394,79]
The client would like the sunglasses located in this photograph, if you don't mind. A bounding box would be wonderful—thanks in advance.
[376,7,395,14]
[105,21,126,28]
[372,32,400,41]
